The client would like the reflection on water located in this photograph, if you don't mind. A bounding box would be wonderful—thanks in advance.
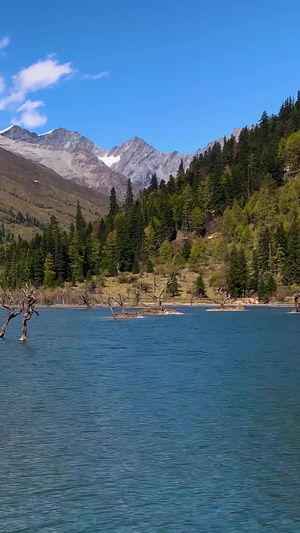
[0,307,300,532]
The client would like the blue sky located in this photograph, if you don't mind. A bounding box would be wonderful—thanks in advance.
[0,0,300,153]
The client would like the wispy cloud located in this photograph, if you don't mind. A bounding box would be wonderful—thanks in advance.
[13,58,73,93]
[0,57,74,128]
[14,99,47,128]
[0,36,10,50]
[0,90,24,111]
[82,71,110,80]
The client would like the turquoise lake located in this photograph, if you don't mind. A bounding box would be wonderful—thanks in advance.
[0,306,300,532]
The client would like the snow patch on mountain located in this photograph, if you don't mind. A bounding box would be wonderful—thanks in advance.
[38,129,55,136]
[0,125,14,134]
[98,154,121,167]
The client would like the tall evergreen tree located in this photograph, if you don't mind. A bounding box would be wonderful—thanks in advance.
[43,253,56,287]
[125,178,134,208]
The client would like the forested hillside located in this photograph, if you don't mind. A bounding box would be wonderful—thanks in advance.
[1,93,300,301]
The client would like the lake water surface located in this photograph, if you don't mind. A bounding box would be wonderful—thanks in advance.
[0,306,300,532]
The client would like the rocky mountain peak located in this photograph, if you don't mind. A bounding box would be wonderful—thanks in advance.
[37,127,107,155]
[0,125,38,143]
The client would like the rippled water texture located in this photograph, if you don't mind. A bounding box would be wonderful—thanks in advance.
[0,306,300,532]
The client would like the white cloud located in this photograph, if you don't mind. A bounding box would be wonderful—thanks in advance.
[18,99,45,112]
[0,77,5,94]
[0,58,73,112]
[0,90,25,111]
[83,71,109,80]
[0,36,10,50]
[13,58,74,92]
[14,100,47,128]
[0,57,74,128]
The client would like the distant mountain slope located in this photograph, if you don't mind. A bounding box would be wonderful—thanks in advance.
[0,127,130,199]
[0,145,109,239]
[0,125,241,190]
[105,128,241,186]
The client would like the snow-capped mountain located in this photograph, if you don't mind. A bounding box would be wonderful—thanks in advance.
[0,125,241,194]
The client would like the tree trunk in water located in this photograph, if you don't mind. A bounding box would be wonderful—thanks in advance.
[19,309,32,342]
[0,313,13,338]
[109,306,117,319]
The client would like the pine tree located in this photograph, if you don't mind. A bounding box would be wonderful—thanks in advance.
[146,258,154,273]
[284,218,300,285]
[101,230,118,276]
[107,188,119,230]
[238,249,248,296]
[249,249,259,292]
[195,274,205,296]
[149,173,158,192]
[109,188,118,216]
[132,254,140,274]
[75,201,85,236]
[176,160,185,190]
[227,247,241,297]
[191,207,205,235]
[258,228,272,273]
[34,251,45,286]
[125,178,134,208]
[188,238,206,272]
[69,233,84,281]
[182,241,191,261]
[257,278,267,302]
[266,274,277,297]
[43,253,56,287]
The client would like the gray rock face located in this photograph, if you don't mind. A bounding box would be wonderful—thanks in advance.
[105,137,190,187]
[0,125,242,194]
[0,125,38,143]
[103,129,241,186]
[0,126,129,199]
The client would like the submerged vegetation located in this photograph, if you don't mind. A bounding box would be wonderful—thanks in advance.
[1,93,300,306]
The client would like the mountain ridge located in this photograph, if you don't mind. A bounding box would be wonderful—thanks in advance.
[0,125,241,190]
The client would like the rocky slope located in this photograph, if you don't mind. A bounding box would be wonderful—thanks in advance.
[0,127,130,200]
[0,125,241,191]
[105,129,241,186]
[0,145,109,239]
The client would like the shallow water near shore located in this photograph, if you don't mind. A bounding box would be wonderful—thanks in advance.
[0,306,300,532]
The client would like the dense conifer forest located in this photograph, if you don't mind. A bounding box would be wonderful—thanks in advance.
[1,92,300,301]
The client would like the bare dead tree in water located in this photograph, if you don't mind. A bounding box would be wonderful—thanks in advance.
[0,291,23,339]
[19,287,39,342]
[102,294,117,319]
[150,275,174,311]
[207,287,231,309]
[115,293,125,313]
[294,291,300,312]
[133,284,143,307]
[80,288,95,309]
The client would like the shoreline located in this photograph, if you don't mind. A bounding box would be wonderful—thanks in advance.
[36,302,294,310]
